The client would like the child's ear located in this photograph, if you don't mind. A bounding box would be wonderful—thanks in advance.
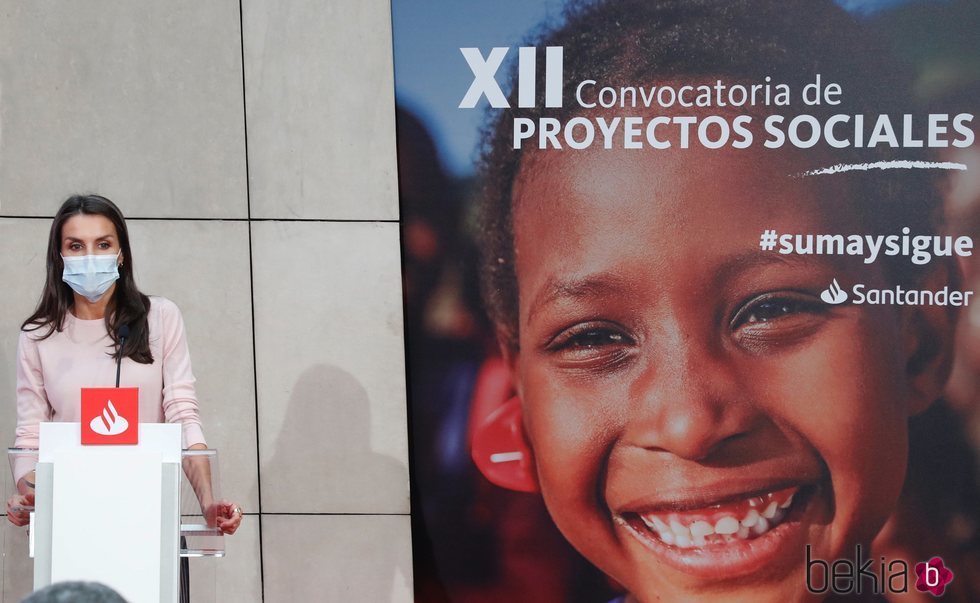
[469,333,539,493]
[903,258,961,415]
[471,395,539,492]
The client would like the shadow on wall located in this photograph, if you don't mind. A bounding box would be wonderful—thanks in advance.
[264,364,411,597]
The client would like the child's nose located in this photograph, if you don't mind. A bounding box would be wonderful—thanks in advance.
[623,343,760,462]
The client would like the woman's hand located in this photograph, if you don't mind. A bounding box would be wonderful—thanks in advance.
[205,499,243,535]
[6,492,34,527]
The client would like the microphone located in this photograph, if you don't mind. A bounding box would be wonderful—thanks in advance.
[115,324,130,388]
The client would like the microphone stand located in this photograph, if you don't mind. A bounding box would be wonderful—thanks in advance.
[115,324,130,387]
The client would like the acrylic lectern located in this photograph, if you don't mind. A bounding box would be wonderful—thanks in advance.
[3,423,225,603]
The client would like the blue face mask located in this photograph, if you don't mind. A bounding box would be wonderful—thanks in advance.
[61,252,121,303]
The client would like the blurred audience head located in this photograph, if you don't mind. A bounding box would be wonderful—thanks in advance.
[21,581,128,603]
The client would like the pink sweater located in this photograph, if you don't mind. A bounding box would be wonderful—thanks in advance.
[14,296,207,482]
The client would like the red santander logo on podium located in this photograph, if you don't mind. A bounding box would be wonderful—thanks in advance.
[81,388,139,445]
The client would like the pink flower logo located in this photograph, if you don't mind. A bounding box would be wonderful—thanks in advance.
[914,557,954,596]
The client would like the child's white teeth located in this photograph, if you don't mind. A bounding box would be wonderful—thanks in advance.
[741,509,760,528]
[670,519,689,539]
[649,515,670,534]
[690,521,714,539]
[762,501,778,519]
[632,488,800,549]
[641,507,784,548]
[714,516,740,535]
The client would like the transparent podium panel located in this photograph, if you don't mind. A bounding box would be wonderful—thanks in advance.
[180,449,226,558]
[180,449,224,603]
[2,448,226,602]
[2,449,36,602]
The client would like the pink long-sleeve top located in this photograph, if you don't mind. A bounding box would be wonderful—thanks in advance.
[13,296,206,482]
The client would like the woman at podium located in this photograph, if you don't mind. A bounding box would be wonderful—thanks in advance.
[6,194,243,537]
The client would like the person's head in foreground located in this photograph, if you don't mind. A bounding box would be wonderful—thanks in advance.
[474,0,965,600]
[21,581,127,603]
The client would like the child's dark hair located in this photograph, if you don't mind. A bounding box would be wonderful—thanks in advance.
[476,0,943,348]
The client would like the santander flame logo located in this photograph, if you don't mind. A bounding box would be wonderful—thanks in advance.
[89,400,130,436]
[820,278,848,304]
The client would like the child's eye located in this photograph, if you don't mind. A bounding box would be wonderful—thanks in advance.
[734,299,798,325]
[560,328,626,348]
[731,293,824,327]
[730,293,828,347]
[545,322,636,370]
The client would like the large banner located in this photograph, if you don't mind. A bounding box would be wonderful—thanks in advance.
[392,1,979,600]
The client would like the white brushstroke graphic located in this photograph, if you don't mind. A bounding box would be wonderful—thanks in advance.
[797,160,967,177]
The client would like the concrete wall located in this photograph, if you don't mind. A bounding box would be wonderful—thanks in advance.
[0,1,411,600]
